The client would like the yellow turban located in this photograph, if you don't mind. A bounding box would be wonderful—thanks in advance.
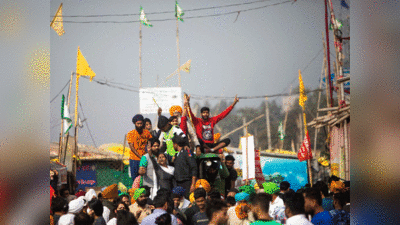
[189,192,195,203]
[169,105,183,116]
[195,179,211,193]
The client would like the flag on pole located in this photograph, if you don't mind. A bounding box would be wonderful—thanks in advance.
[175,1,185,22]
[179,59,191,73]
[278,121,285,141]
[298,131,312,161]
[140,6,153,27]
[78,116,83,128]
[298,70,307,109]
[76,47,96,81]
[61,95,72,134]
[50,3,65,36]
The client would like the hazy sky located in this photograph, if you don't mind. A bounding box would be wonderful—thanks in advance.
[50,0,349,147]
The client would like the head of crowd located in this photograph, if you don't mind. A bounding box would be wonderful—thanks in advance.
[51,98,350,224]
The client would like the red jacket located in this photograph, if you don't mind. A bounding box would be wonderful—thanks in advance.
[189,105,233,144]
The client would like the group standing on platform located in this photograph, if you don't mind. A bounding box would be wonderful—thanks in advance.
[50,94,350,225]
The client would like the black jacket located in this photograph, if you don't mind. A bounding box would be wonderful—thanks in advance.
[174,148,197,182]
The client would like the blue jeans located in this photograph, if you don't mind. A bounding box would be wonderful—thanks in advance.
[130,159,140,181]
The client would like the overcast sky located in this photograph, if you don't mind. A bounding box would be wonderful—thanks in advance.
[50,0,349,147]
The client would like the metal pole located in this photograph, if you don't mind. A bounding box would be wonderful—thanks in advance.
[139,23,142,88]
[265,97,272,150]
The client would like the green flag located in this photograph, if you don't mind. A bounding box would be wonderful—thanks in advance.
[175,1,184,22]
[140,6,153,27]
[61,95,72,134]
[278,121,285,141]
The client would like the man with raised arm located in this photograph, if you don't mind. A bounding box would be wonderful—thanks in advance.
[186,95,239,154]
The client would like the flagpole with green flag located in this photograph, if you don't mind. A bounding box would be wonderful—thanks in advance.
[139,6,152,88]
[175,1,184,87]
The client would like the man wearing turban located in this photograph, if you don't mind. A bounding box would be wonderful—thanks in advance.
[127,114,153,182]
[129,188,152,224]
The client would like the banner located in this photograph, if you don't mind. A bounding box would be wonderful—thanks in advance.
[139,87,182,114]
[254,149,266,186]
[241,135,255,181]
[76,163,97,191]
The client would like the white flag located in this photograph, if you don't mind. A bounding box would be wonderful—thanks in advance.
[61,95,72,134]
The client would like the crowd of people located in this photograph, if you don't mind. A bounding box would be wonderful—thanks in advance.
[50,95,350,224]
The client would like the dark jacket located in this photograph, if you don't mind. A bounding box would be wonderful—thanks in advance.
[174,148,197,182]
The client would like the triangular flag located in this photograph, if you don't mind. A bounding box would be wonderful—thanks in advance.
[50,3,65,36]
[298,131,312,162]
[76,47,96,81]
[175,1,184,22]
[78,116,83,128]
[298,70,307,109]
[61,95,72,134]
[179,59,191,73]
[140,6,153,27]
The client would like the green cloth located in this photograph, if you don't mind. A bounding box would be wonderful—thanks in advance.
[165,126,177,156]
[133,188,146,200]
[139,155,148,168]
[239,185,256,196]
[250,220,281,225]
[262,182,280,195]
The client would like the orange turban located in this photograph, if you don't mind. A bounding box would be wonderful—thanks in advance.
[330,180,345,193]
[196,179,211,193]
[102,184,118,199]
[169,105,183,116]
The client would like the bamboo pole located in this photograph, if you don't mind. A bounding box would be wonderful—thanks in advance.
[242,117,247,136]
[176,18,181,87]
[220,114,264,140]
[282,85,293,149]
[313,47,326,156]
[122,134,127,171]
[139,23,142,88]
[265,97,272,150]
[324,0,333,107]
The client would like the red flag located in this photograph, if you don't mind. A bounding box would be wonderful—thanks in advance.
[298,131,312,161]
[255,149,266,186]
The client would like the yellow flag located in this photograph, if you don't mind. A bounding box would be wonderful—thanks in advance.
[76,47,96,81]
[50,3,65,36]
[298,70,307,109]
[180,59,191,73]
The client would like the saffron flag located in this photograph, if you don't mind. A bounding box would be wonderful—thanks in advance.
[298,131,312,162]
[50,3,65,36]
[61,95,72,134]
[298,70,307,109]
[179,59,191,73]
[175,1,184,22]
[76,47,96,81]
[140,6,153,27]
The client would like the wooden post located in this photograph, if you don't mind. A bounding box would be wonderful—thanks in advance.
[139,23,142,88]
[122,134,127,171]
[282,85,293,149]
[323,32,331,108]
[242,117,247,136]
[314,41,326,155]
[265,98,272,150]
[324,0,333,106]
[176,18,181,87]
